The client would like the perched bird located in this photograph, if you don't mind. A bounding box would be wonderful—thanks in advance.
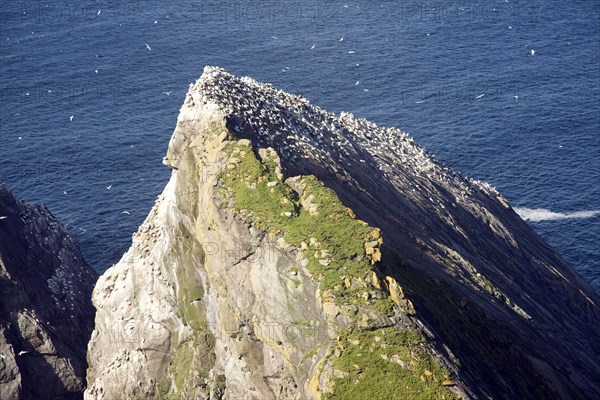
[0,216,7,220]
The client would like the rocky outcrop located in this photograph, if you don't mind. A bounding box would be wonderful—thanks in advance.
[0,183,97,399]
[86,67,600,400]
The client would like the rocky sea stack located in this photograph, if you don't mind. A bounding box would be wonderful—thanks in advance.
[0,183,97,399]
[81,66,600,399]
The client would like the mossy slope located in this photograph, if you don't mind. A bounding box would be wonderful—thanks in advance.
[221,139,458,399]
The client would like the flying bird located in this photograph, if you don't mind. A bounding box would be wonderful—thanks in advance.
[145,43,152,52]
[163,91,172,96]
[530,49,535,56]
[69,115,74,122]
[17,351,29,356]
[106,184,112,190]
[311,44,316,50]
[475,93,485,99]
[121,210,130,215]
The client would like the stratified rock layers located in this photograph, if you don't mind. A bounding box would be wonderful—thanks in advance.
[86,67,600,400]
[0,183,97,399]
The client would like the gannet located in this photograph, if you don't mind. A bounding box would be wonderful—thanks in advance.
[69,115,74,122]
[145,43,152,51]
[530,49,535,56]
[106,184,112,190]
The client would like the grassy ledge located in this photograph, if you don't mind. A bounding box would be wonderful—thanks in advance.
[220,139,458,399]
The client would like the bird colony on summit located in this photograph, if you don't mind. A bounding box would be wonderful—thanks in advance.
[190,67,502,212]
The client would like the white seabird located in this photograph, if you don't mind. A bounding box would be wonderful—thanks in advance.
[106,184,112,190]
[145,43,152,51]
[475,93,485,99]
[69,115,74,122]
[530,49,535,56]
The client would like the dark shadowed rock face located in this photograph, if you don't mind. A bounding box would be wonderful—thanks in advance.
[0,183,97,400]
[86,67,600,400]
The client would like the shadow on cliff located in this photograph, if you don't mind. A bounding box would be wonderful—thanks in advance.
[376,245,584,400]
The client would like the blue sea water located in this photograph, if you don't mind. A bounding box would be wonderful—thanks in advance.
[1,0,598,292]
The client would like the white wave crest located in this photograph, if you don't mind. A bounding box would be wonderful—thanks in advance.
[514,207,600,222]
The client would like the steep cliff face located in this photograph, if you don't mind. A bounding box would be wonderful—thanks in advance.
[86,67,600,400]
[0,183,98,399]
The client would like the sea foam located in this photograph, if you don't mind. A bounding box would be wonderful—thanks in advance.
[514,208,600,222]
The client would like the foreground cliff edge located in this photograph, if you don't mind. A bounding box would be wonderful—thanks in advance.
[0,183,97,399]
[86,67,600,400]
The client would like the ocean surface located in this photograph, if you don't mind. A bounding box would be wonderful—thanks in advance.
[1,0,598,293]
